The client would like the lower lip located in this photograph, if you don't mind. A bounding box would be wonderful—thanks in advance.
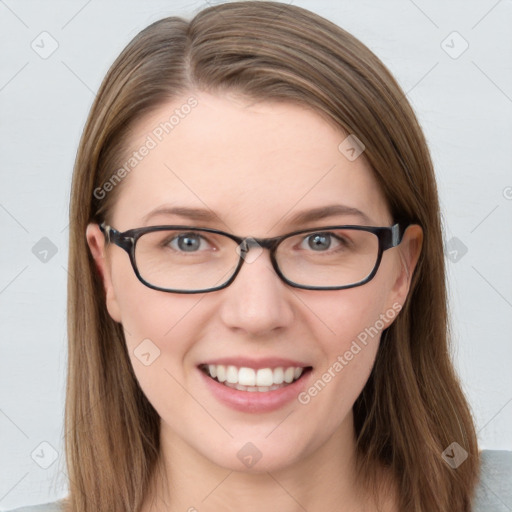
[198,367,313,413]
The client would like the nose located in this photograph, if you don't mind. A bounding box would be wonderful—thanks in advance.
[218,246,295,336]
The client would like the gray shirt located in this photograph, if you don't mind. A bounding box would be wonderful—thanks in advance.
[7,450,511,511]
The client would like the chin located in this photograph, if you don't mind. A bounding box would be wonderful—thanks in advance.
[199,434,310,474]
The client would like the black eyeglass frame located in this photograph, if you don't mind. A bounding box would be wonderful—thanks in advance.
[99,222,408,294]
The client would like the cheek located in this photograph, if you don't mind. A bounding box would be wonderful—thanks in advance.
[109,248,198,341]
[297,278,394,425]
[109,255,206,378]
[310,275,392,356]
[113,279,210,418]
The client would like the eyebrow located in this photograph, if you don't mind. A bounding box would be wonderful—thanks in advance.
[142,204,373,226]
[284,204,373,225]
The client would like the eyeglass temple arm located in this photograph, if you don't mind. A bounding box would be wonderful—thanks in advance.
[99,222,110,238]
[99,222,133,252]
[392,222,411,248]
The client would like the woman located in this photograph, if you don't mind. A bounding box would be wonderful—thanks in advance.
[9,1,508,511]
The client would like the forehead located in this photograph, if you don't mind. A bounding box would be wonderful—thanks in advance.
[109,91,391,233]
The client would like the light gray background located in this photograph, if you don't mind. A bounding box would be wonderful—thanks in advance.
[1,0,511,509]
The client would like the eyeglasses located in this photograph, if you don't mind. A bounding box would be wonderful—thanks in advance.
[99,222,407,294]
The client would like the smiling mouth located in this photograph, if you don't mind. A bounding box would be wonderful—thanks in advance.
[199,364,313,392]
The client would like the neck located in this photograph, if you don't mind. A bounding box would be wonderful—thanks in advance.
[141,412,395,512]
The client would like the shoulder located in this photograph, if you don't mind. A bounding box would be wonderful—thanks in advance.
[5,500,65,512]
[473,450,512,511]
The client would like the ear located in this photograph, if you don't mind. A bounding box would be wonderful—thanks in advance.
[85,223,122,323]
[385,224,423,315]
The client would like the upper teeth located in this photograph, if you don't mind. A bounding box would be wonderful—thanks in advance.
[205,365,304,386]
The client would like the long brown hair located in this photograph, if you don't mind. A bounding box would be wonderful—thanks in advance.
[65,2,479,511]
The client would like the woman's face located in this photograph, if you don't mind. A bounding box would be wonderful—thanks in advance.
[87,91,420,473]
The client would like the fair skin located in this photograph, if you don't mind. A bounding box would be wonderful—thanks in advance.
[87,91,422,512]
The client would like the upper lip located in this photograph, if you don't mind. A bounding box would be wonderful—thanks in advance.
[198,357,312,370]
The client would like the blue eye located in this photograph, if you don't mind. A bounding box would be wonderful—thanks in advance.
[302,232,342,251]
[307,233,332,251]
[169,233,208,252]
